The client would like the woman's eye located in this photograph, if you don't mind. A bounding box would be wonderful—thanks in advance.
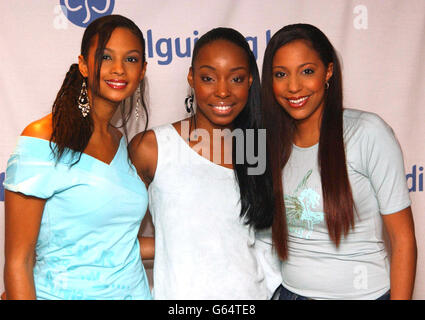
[232,76,245,83]
[201,76,213,82]
[274,71,286,78]
[102,54,112,60]
[303,68,314,75]
[126,57,139,63]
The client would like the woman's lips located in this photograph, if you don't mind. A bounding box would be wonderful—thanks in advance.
[210,104,233,115]
[105,80,128,89]
[287,95,310,108]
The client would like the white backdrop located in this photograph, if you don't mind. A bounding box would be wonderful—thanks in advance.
[1,0,424,299]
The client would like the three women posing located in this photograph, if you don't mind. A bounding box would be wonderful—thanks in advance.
[4,18,416,300]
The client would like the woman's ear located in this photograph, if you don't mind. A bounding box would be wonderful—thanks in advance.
[140,61,147,81]
[78,55,88,78]
[325,62,334,83]
[187,67,194,88]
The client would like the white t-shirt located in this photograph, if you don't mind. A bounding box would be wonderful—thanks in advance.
[149,124,271,299]
[281,108,411,299]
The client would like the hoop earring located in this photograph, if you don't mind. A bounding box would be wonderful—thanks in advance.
[78,78,90,117]
[135,84,141,121]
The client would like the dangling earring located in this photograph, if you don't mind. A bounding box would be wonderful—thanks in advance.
[135,84,141,121]
[78,78,90,117]
[185,93,194,113]
[184,90,197,141]
[325,82,330,90]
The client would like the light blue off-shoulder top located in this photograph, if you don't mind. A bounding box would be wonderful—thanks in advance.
[4,136,152,300]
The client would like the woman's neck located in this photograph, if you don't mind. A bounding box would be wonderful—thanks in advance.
[293,116,321,148]
[90,97,120,138]
[193,112,235,136]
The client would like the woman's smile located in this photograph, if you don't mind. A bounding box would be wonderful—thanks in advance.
[210,102,235,115]
[286,95,311,108]
[105,79,128,89]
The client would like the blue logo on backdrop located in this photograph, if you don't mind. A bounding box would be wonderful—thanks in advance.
[146,29,272,65]
[0,172,5,201]
[60,0,114,28]
[407,165,423,192]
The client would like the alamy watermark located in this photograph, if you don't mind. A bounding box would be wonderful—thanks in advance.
[353,4,368,30]
[179,120,267,176]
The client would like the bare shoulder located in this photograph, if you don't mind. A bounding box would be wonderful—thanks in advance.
[21,114,53,141]
[129,130,158,158]
[129,130,158,184]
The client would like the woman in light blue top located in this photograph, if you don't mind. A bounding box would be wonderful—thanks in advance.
[3,15,153,300]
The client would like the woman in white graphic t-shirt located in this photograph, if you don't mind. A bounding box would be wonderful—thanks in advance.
[261,23,417,300]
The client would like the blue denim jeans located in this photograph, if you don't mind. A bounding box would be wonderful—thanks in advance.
[277,285,391,300]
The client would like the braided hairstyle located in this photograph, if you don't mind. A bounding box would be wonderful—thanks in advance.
[50,15,148,164]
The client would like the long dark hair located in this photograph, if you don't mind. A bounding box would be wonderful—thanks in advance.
[262,24,354,260]
[50,14,148,163]
[191,27,275,230]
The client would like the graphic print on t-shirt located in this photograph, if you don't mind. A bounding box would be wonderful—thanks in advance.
[284,169,324,239]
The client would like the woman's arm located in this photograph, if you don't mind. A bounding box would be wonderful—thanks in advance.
[138,236,155,260]
[128,130,158,185]
[382,206,417,300]
[129,131,158,261]
[4,190,45,300]
[137,210,155,260]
